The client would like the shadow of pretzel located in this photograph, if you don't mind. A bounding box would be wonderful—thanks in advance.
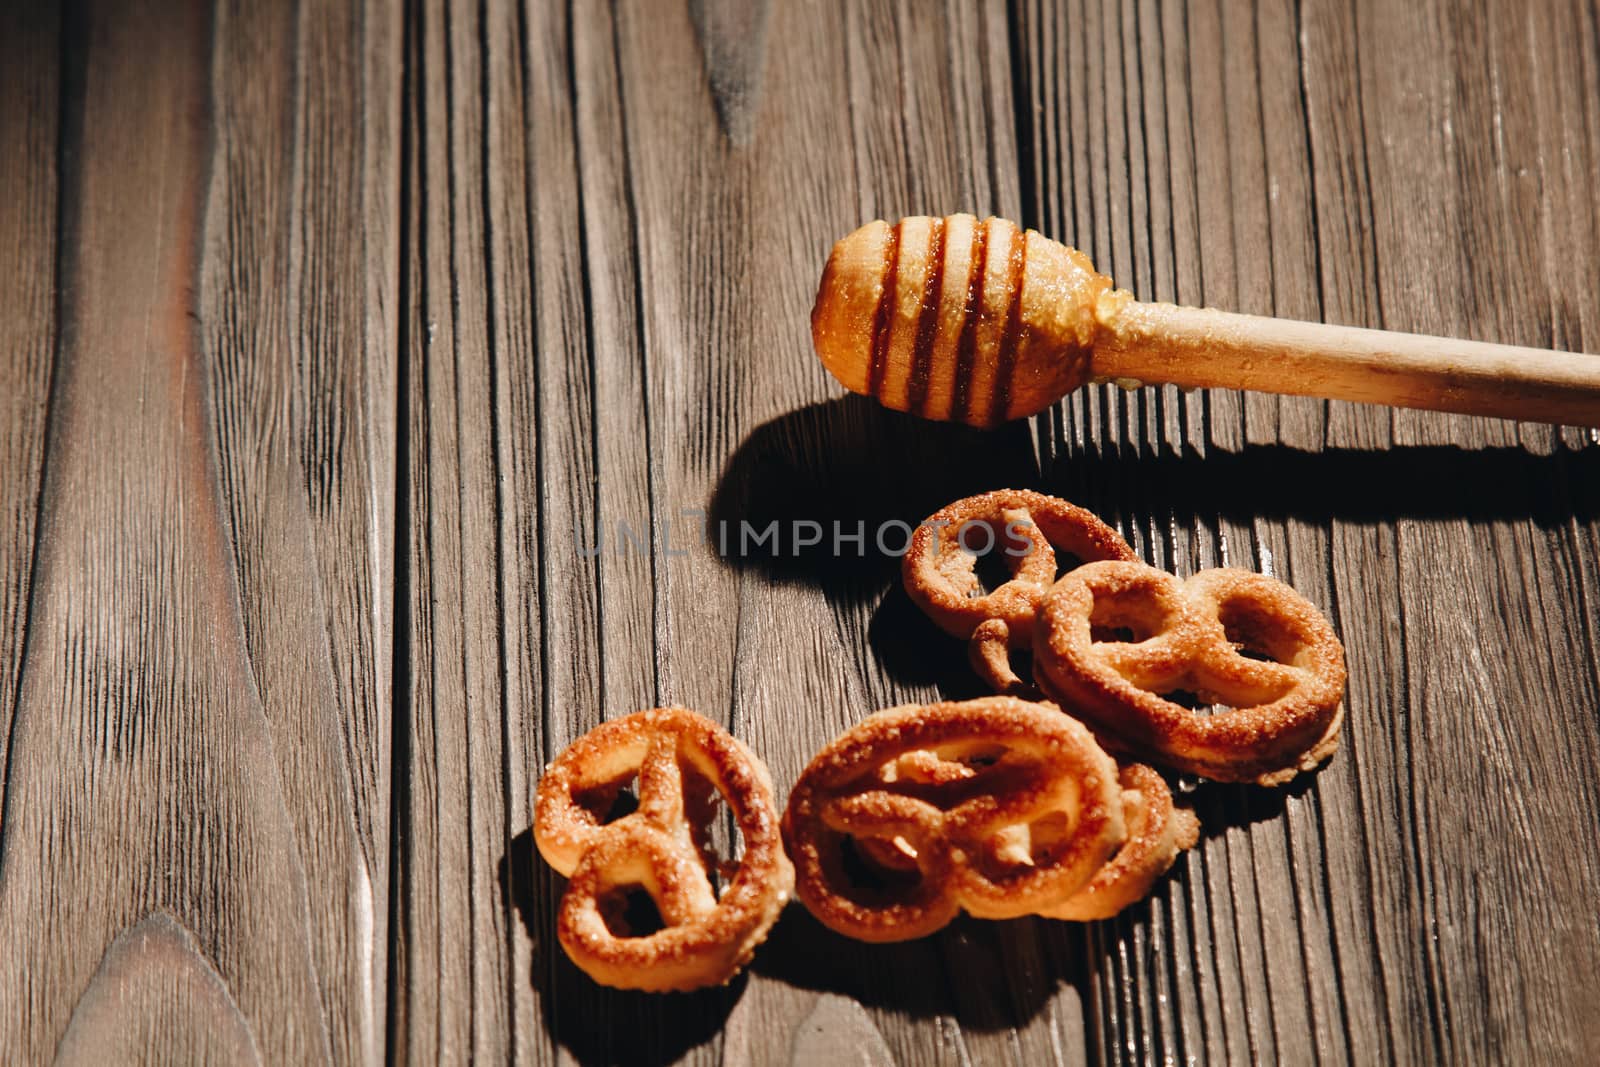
[687,397,1598,1040]
[501,830,744,1066]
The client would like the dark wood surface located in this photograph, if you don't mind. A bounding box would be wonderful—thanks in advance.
[2,0,1598,1063]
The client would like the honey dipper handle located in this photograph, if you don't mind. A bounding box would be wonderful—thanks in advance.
[1090,301,1600,426]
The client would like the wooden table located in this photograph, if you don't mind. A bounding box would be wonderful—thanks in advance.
[3,0,1598,1062]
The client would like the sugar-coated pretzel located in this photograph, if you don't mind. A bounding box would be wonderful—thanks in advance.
[782,697,1126,942]
[1040,764,1199,920]
[969,617,1039,696]
[534,707,794,991]
[903,492,1138,664]
[1033,562,1346,786]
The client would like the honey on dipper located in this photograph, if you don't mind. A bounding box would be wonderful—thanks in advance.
[812,213,1600,426]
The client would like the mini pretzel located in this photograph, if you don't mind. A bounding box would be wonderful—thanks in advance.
[782,697,1126,942]
[534,707,794,991]
[1033,562,1346,786]
[1040,764,1199,920]
[903,490,1138,694]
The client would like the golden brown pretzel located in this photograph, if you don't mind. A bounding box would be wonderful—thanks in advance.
[902,490,1137,692]
[1039,764,1198,920]
[782,697,1126,942]
[1033,561,1346,786]
[534,707,794,991]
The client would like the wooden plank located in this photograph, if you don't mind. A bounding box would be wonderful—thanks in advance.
[0,0,60,845]
[390,0,686,1059]
[0,0,401,1061]
[389,0,1085,1062]
[1016,1,1600,1064]
[1355,1,1600,1060]
[391,0,566,1058]
[1290,5,1414,1065]
[604,2,1059,1064]
[400,0,1600,1062]
[525,1,686,1061]
[201,0,403,1060]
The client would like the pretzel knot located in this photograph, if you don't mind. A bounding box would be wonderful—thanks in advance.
[901,490,1137,694]
[782,697,1127,942]
[534,708,793,991]
[1034,561,1347,786]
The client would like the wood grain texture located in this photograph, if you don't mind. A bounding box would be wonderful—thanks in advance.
[1016,2,1600,1065]
[0,0,400,1061]
[391,0,538,1058]
[2,0,1598,1064]
[0,0,59,858]
[54,913,264,1066]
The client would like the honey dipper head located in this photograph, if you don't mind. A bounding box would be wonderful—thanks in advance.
[811,214,1114,426]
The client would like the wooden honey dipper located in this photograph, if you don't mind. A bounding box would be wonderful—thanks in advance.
[811,214,1600,426]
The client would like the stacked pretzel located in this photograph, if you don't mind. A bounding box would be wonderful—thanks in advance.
[781,697,1201,942]
[902,489,1347,786]
[533,491,1345,990]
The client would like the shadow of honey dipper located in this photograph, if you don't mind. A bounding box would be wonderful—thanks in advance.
[709,396,1596,698]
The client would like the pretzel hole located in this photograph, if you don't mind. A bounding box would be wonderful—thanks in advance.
[704,808,746,890]
[1053,552,1089,581]
[946,743,1006,770]
[975,813,1074,879]
[575,776,640,826]
[971,547,1016,596]
[1217,600,1297,664]
[856,834,920,871]
[1163,689,1229,716]
[682,772,743,889]
[960,521,1030,596]
[1028,811,1071,853]
[837,834,924,895]
[597,885,667,938]
[1086,590,1164,644]
[919,743,1012,789]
